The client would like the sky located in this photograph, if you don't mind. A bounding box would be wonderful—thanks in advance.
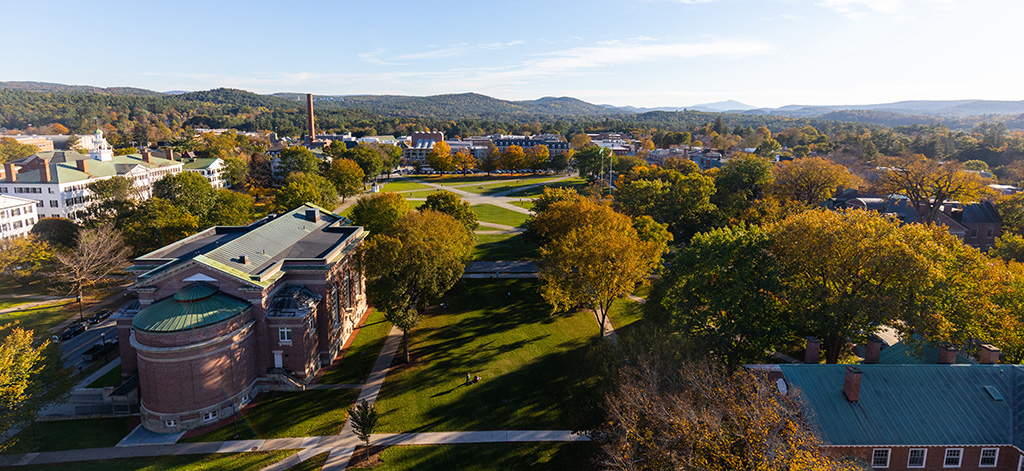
[3,0,1022,108]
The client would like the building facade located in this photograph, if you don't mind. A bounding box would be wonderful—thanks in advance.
[116,204,368,433]
[0,137,182,220]
[492,134,570,155]
[0,195,38,239]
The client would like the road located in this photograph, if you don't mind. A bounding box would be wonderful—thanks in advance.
[58,309,128,369]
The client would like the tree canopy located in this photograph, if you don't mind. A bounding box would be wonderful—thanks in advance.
[350,192,411,236]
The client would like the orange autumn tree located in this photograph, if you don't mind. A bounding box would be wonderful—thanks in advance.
[599,357,859,471]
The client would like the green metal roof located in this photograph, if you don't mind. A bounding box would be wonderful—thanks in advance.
[877,340,972,365]
[780,364,1016,447]
[182,158,220,170]
[132,282,251,332]
[12,151,181,184]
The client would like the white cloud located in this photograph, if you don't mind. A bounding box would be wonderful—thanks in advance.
[816,0,951,20]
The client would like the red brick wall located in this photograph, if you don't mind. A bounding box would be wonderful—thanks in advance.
[828,445,1020,471]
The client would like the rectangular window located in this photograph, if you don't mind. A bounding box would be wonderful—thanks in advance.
[330,285,339,325]
[871,449,890,468]
[202,410,218,422]
[37,201,44,208]
[980,448,999,467]
[944,448,962,468]
[164,419,177,427]
[48,188,53,193]
[907,449,927,468]
[307,315,316,337]
[11,208,19,216]
[279,327,292,342]
[50,200,58,207]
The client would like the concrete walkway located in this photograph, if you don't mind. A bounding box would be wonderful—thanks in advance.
[0,297,74,315]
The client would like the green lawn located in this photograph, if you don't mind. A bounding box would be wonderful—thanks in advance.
[509,200,535,210]
[320,309,392,385]
[372,279,602,433]
[181,389,359,442]
[380,180,434,192]
[0,278,50,297]
[607,298,644,331]
[0,300,82,337]
[472,233,538,261]
[0,298,33,311]
[457,177,555,196]
[7,451,296,471]
[506,177,588,198]
[374,442,599,471]
[87,365,123,388]
[402,189,445,199]
[470,205,530,228]
[413,174,538,185]
[407,200,426,209]
[2,417,134,453]
[290,452,330,471]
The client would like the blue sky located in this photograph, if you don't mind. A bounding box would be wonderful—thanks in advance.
[3,0,1021,108]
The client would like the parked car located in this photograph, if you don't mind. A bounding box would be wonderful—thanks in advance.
[58,323,87,341]
[81,340,119,361]
[87,309,113,325]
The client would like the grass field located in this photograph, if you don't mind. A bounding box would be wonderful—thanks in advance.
[607,298,644,331]
[0,300,85,337]
[320,309,392,385]
[373,442,599,471]
[7,451,296,471]
[0,298,34,311]
[87,365,123,389]
[508,200,535,210]
[379,180,434,192]
[402,189,445,199]
[182,389,359,442]
[407,200,426,209]
[470,205,530,228]
[472,233,538,261]
[413,174,546,185]
[506,177,589,198]
[457,177,555,196]
[2,417,135,453]
[372,279,602,433]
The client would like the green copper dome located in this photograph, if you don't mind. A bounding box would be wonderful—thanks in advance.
[133,282,251,332]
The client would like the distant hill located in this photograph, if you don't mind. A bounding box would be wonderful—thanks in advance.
[178,88,298,108]
[0,81,164,96]
[271,92,623,118]
[689,100,757,112]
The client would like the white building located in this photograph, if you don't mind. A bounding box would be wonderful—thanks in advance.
[1,135,183,221]
[0,195,38,239]
[182,157,227,188]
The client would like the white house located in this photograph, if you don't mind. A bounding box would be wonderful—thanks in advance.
[0,195,38,239]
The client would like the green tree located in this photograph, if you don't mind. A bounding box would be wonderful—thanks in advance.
[754,137,781,158]
[30,218,79,249]
[222,157,249,188]
[276,146,320,177]
[348,399,379,445]
[122,199,200,255]
[770,210,933,363]
[539,200,665,338]
[997,193,1024,235]
[575,146,614,179]
[614,171,717,240]
[272,173,338,213]
[422,191,478,231]
[207,188,256,226]
[993,234,1024,262]
[0,137,38,163]
[152,171,216,223]
[325,158,365,202]
[358,211,473,362]
[346,145,384,182]
[653,226,787,368]
[350,192,411,235]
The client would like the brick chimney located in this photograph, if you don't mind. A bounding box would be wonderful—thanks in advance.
[4,163,16,182]
[39,163,51,183]
[141,150,152,164]
[978,344,1000,364]
[166,149,175,161]
[804,337,821,364]
[844,366,863,403]
[306,208,320,223]
[306,93,316,146]
[76,159,89,174]
[938,344,958,364]
[864,337,882,364]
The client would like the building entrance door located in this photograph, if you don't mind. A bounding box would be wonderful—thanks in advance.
[273,351,283,369]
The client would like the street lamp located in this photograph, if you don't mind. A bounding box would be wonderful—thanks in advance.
[77,294,83,322]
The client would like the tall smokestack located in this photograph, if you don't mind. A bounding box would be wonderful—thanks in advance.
[306,93,315,146]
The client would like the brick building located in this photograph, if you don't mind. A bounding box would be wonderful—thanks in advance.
[116,204,368,433]
[760,344,1024,470]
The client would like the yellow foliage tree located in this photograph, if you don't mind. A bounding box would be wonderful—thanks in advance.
[874,155,987,223]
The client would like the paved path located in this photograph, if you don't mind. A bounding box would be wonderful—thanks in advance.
[0,297,74,315]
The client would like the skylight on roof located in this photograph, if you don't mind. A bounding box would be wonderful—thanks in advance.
[984,385,1004,401]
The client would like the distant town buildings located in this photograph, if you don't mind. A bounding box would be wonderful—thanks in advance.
[0,194,38,239]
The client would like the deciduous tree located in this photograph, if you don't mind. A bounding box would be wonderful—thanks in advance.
[272,172,338,213]
[422,191,478,231]
[771,157,857,206]
[276,146,320,177]
[453,149,477,175]
[358,211,473,362]
[426,141,454,173]
[53,225,130,321]
[0,326,72,453]
[0,237,52,287]
[152,171,216,223]
[874,155,986,224]
[348,399,379,445]
[350,192,411,236]
[326,158,365,202]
